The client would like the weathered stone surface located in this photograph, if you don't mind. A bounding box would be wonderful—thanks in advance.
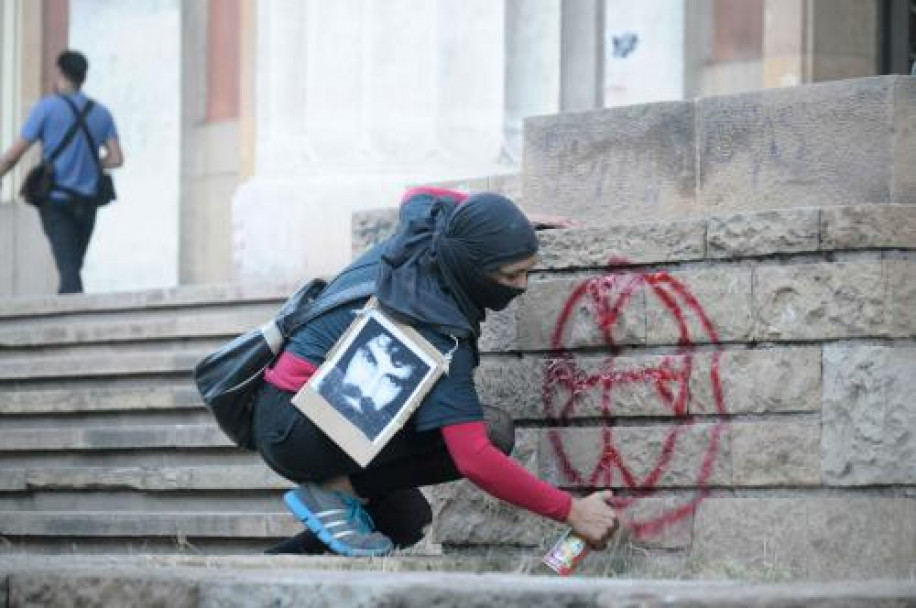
[0,350,205,381]
[820,205,916,250]
[0,282,291,318]
[538,353,698,419]
[693,497,816,578]
[613,496,695,550]
[894,73,916,206]
[822,345,916,485]
[476,355,543,420]
[524,101,698,224]
[0,511,299,538]
[600,582,916,607]
[516,276,646,350]
[479,300,520,353]
[430,430,554,546]
[754,262,886,341]
[537,425,732,489]
[731,420,822,486]
[20,465,289,491]
[885,260,916,338]
[351,208,398,257]
[689,347,821,415]
[478,347,820,421]
[0,470,26,491]
[0,386,201,415]
[698,77,916,214]
[10,573,199,608]
[0,307,271,347]
[645,268,754,345]
[430,481,558,547]
[3,555,916,604]
[803,498,916,581]
[691,497,916,581]
[433,484,693,551]
[0,424,230,452]
[536,220,706,270]
[707,208,819,258]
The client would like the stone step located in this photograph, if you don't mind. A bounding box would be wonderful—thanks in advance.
[0,282,293,319]
[355,202,916,266]
[522,76,916,226]
[0,465,289,492]
[432,488,916,580]
[1,555,915,605]
[0,350,204,381]
[0,385,201,415]
[0,306,272,348]
[0,511,299,538]
[0,424,229,452]
[480,258,916,352]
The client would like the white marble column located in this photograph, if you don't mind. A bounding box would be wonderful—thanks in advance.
[70,0,182,292]
[603,0,685,107]
[233,0,563,282]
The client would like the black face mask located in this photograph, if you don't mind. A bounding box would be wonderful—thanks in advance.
[468,267,526,312]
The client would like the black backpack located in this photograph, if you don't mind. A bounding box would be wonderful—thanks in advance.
[194,278,374,450]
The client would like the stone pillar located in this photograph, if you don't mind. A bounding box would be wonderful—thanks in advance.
[178,0,237,286]
[234,0,563,282]
[0,0,57,297]
[763,0,878,88]
[603,0,686,107]
[505,0,561,163]
[559,0,603,112]
[70,0,182,291]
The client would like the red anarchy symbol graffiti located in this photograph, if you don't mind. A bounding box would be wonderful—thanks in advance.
[542,264,728,539]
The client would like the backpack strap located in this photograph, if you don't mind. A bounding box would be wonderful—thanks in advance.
[45,95,94,165]
[58,95,103,176]
[280,280,376,337]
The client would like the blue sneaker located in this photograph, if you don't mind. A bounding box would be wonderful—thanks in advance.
[283,484,394,557]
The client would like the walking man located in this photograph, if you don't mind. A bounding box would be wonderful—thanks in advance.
[0,50,123,294]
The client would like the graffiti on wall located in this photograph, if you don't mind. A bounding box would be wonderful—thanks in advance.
[542,262,728,539]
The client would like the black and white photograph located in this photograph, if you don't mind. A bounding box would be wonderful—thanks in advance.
[314,314,432,441]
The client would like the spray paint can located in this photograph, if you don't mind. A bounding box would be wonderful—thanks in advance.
[542,529,590,575]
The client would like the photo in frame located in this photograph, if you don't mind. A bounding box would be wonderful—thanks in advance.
[291,301,448,467]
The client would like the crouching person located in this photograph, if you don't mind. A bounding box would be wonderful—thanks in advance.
[255,188,618,556]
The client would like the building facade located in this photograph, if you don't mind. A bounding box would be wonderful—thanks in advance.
[0,0,907,296]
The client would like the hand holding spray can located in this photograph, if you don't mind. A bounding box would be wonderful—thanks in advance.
[542,491,619,575]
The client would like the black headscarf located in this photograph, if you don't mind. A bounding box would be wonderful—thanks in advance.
[376,191,538,338]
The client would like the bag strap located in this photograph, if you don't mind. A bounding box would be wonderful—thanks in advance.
[45,95,94,165]
[281,280,376,337]
[58,95,103,176]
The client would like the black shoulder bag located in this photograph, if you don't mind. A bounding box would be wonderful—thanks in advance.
[57,95,117,206]
[19,97,94,206]
[193,278,376,450]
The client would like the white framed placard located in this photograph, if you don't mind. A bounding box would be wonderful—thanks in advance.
[291,299,448,467]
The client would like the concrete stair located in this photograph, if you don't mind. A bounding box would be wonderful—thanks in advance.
[0,283,303,555]
[3,555,916,608]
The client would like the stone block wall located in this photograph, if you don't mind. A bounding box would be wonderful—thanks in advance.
[353,203,916,581]
[352,76,916,581]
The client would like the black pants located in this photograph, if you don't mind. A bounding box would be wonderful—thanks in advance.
[38,200,97,294]
[253,382,515,551]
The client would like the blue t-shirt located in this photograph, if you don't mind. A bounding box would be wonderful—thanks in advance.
[21,91,118,202]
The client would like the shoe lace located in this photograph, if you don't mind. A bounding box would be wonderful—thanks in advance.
[343,496,376,534]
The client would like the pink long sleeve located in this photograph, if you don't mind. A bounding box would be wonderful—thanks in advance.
[441,421,572,522]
